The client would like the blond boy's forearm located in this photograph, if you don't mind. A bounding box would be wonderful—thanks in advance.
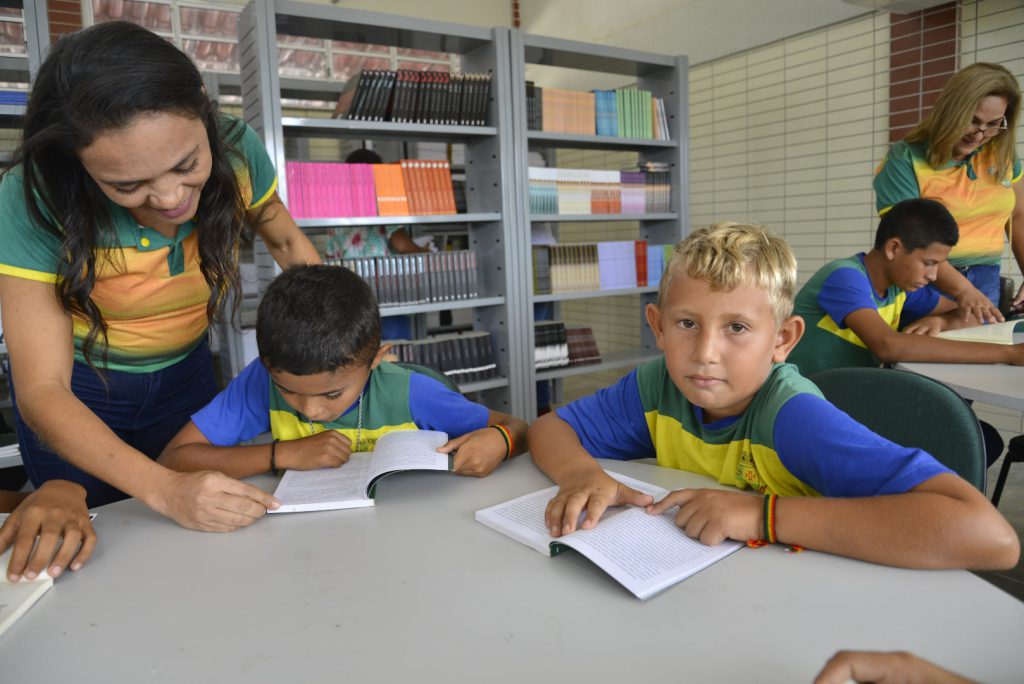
[528,413,604,484]
[774,474,1020,570]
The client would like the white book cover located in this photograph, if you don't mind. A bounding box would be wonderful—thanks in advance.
[270,430,450,513]
[0,547,53,637]
[475,471,743,600]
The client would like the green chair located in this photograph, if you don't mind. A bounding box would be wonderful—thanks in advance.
[809,367,986,492]
[394,361,460,393]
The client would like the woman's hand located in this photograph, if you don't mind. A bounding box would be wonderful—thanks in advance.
[0,480,96,581]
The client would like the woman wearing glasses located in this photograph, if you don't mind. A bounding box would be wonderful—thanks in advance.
[874,62,1022,321]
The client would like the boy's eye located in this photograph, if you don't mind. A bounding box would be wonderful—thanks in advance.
[727,323,748,334]
[324,392,343,401]
[677,319,697,329]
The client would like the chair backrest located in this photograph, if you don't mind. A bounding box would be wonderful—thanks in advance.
[809,367,986,492]
[998,276,1016,318]
[394,361,460,393]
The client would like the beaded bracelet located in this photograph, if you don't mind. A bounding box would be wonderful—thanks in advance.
[270,440,279,476]
[490,424,513,460]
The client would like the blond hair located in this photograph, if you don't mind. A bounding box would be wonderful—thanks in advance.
[658,222,797,325]
[905,62,1020,176]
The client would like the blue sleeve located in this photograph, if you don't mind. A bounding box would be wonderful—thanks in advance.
[817,267,878,329]
[773,393,952,497]
[900,286,941,323]
[873,143,920,214]
[191,359,272,446]
[555,370,655,460]
[408,373,489,436]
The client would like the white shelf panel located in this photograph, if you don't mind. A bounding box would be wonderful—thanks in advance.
[379,296,505,317]
[459,377,509,393]
[527,131,676,149]
[535,349,660,382]
[298,213,500,228]
[532,286,657,303]
[531,213,677,223]
[282,117,497,140]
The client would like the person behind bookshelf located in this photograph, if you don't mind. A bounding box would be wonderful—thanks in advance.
[324,148,431,340]
[788,197,1024,466]
[159,264,527,487]
[0,480,95,582]
[528,223,1019,570]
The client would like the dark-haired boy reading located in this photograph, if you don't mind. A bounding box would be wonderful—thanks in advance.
[788,197,1024,376]
[159,265,526,487]
[529,223,1019,570]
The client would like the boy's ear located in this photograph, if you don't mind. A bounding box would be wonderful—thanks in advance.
[772,315,805,362]
[370,343,392,369]
[645,302,667,350]
[883,236,904,261]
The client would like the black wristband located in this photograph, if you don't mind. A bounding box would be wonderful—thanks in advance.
[270,440,279,476]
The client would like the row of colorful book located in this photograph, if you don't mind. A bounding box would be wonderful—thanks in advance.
[524,83,670,139]
[285,160,458,219]
[532,241,672,295]
[325,250,479,308]
[528,163,671,215]
[534,322,602,369]
[387,331,498,384]
[333,69,492,126]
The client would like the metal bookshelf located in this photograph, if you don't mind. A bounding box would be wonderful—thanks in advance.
[235,0,528,418]
[508,30,688,418]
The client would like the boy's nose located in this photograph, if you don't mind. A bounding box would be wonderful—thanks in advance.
[691,330,719,363]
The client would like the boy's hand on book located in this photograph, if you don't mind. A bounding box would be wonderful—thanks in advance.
[545,471,654,537]
[438,429,504,478]
[0,480,96,582]
[901,315,946,336]
[646,488,760,546]
[160,471,279,532]
[278,431,353,471]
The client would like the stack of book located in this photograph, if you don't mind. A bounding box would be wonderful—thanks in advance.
[525,83,670,140]
[527,165,671,215]
[532,241,673,294]
[534,323,602,369]
[325,250,478,308]
[333,69,492,126]
[285,160,458,219]
[534,321,569,370]
[388,331,498,384]
[565,327,602,366]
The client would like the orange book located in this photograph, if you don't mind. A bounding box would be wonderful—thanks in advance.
[374,164,409,216]
[400,160,420,215]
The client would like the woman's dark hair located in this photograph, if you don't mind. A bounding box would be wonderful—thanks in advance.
[257,265,382,375]
[5,21,254,367]
[875,198,959,252]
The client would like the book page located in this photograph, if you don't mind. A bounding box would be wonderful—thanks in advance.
[364,430,450,491]
[935,320,1024,345]
[0,547,54,636]
[271,453,376,513]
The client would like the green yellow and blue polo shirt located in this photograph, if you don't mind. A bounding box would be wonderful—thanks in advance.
[874,140,1022,268]
[0,115,277,373]
[557,358,949,497]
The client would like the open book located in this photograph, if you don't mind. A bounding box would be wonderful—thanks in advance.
[475,471,743,600]
[0,547,53,636]
[936,320,1024,344]
[270,430,451,513]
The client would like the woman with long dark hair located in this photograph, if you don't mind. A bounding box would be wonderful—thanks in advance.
[0,22,318,534]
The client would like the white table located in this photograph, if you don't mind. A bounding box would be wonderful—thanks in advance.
[2,457,1022,683]
[896,362,1024,411]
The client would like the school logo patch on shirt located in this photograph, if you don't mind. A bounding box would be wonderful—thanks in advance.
[735,449,763,491]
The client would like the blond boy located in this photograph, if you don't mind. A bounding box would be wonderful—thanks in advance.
[529,223,1018,569]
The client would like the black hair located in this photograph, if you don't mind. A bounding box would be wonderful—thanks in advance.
[344,148,384,164]
[874,198,959,252]
[4,21,254,368]
[256,264,382,375]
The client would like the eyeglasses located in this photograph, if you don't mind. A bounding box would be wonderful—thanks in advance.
[965,117,1008,137]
